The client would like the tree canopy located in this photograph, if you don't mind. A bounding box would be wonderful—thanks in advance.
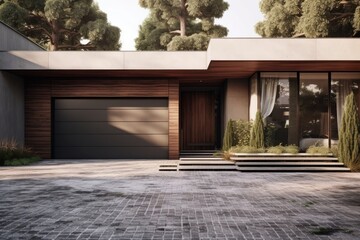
[0,0,121,50]
[135,0,229,51]
[256,0,360,37]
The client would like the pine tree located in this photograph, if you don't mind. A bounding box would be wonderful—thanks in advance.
[136,0,229,50]
[222,119,233,151]
[338,92,360,168]
[250,111,264,149]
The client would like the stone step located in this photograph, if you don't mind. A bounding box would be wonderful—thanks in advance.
[178,165,237,171]
[236,167,350,172]
[231,153,334,157]
[179,157,224,161]
[231,157,338,162]
[235,162,345,167]
[179,161,234,166]
[159,167,177,171]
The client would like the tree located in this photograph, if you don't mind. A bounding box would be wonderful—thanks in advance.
[250,111,264,149]
[222,119,233,151]
[256,0,360,37]
[0,0,121,50]
[338,92,360,170]
[136,0,229,51]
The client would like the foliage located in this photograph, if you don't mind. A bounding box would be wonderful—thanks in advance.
[267,144,299,154]
[5,157,41,166]
[256,0,360,37]
[0,139,39,166]
[0,0,121,50]
[250,111,264,149]
[264,122,278,147]
[222,119,233,151]
[306,146,332,155]
[285,145,300,154]
[232,120,252,146]
[136,0,229,50]
[229,145,266,154]
[338,92,360,170]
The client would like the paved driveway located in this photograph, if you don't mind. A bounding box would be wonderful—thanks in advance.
[0,160,359,240]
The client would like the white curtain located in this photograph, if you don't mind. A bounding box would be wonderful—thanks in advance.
[336,80,352,131]
[261,78,279,122]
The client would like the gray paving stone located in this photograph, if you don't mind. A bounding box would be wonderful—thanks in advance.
[0,160,359,239]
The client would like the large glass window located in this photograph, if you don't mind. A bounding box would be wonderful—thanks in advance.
[299,73,329,150]
[331,73,360,142]
[260,72,297,146]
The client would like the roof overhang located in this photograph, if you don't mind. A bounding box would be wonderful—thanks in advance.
[1,38,360,79]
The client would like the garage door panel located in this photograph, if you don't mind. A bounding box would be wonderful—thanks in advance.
[55,109,168,122]
[54,134,168,147]
[55,98,168,109]
[54,122,169,135]
[54,147,168,159]
[54,98,169,159]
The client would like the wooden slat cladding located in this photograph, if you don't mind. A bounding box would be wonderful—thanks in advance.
[51,79,169,97]
[25,79,176,159]
[168,80,179,159]
[25,80,51,158]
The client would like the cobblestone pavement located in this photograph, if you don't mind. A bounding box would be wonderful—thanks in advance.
[0,160,359,240]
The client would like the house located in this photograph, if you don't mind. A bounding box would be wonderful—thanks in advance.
[1,22,360,160]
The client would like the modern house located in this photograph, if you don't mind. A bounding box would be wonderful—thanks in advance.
[1,22,360,160]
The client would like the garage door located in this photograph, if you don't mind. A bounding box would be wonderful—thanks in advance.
[54,98,168,159]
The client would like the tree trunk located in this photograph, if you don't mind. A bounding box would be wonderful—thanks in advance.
[179,0,186,36]
[50,20,60,51]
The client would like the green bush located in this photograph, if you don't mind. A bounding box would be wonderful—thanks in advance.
[250,111,264,148]
[222,119,234,151]
[233,120,252,146]
[284,145,300,154]
[306,146,332,155]
[5,157,41,166]
[338,92,360,171]
[0,139,39,166]
[230,145,266,154]
[267,145,284,154]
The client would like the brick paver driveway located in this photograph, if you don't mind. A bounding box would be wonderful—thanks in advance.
[0,160,359,240]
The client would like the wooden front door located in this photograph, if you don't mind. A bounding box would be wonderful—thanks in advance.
[181,91,216,150]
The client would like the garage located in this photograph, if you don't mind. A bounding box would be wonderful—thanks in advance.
[53,98,169,159]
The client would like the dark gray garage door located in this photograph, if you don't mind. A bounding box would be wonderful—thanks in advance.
[54,98,168,159]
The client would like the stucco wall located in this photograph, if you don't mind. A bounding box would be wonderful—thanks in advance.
[0,22,43,51]
[224,79,249,127]
[0,71,24,145]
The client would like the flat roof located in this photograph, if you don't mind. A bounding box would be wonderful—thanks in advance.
[1,38,360,79]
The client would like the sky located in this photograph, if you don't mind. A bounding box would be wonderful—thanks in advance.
[95,0,264,50]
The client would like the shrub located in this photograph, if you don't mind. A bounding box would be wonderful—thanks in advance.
[230,145,266,154]
[222,119,234,151]
[267,145,285,154]
[264,122,278,147]
[233,120,252,146]
[250,111,264,148]
[285,145,300,154]
[306,146,332,155]
[0,139,39,166]
[338,92,360,170]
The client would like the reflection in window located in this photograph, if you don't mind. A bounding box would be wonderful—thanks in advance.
[299,73,330,150]
[331,73,360,141]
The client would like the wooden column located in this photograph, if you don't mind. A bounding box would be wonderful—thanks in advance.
[168,80,179,159]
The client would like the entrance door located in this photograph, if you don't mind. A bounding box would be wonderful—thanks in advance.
[181,91,216,150]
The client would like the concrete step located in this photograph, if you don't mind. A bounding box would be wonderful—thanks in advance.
[235,162,345,167]
[179,161,234,166]
[179,155,218,158]
[159,167,177,171]
[231,157,338,162]
[231,153,334,157]
[179,157,224,161]
[236,167,350,172]
[178,165,237,171]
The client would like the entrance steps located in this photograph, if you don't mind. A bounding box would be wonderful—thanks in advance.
[159,153,351,172]
[231,154,350,172]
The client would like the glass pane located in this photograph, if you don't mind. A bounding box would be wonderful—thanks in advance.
[299,73,329,151]
[260,72,297,147]
[331,73,360,142]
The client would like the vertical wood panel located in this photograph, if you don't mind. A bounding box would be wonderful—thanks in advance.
[25,80,51,158]
[169,80,179,159]
[25,79,172,159]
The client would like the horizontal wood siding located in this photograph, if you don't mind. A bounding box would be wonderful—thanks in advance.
[25,80,51,158]
[51,79,169,97]
[25,79,178,159]
[169,80,179,159]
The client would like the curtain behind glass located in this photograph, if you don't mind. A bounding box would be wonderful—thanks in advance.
[261,78,278,122]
